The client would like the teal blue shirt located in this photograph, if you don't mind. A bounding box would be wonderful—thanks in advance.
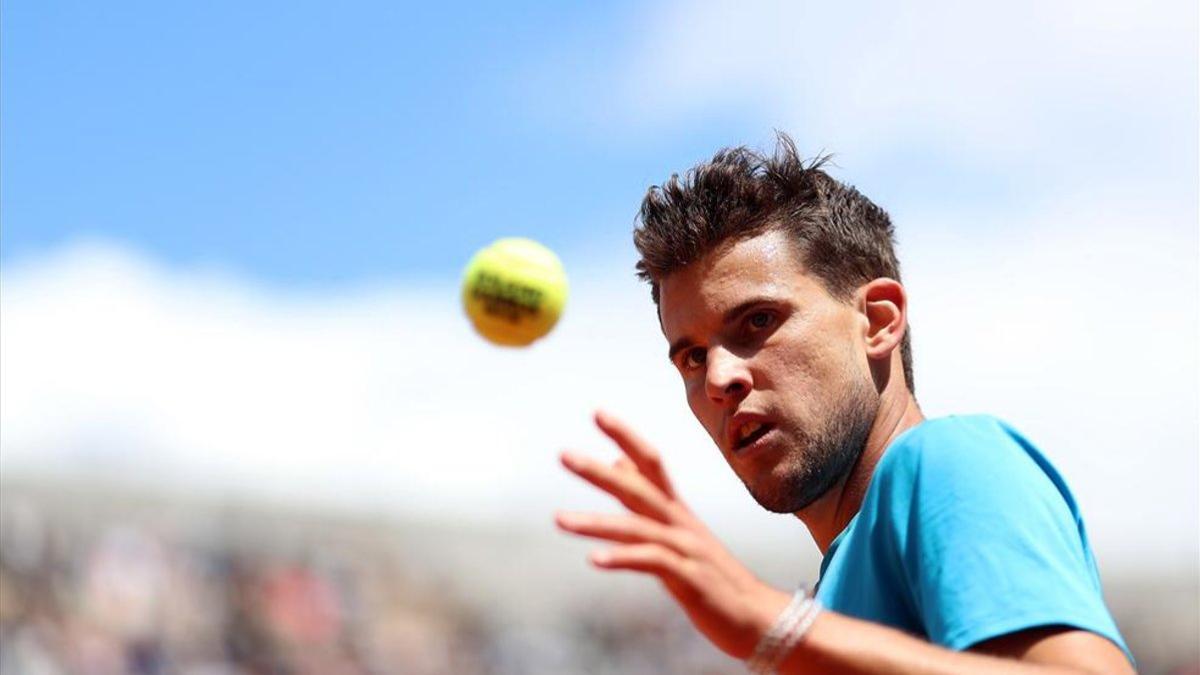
[815,415,1131,663]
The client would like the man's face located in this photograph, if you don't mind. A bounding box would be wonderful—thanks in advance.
[659,229,879,513]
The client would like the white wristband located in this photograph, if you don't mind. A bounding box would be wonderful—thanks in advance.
[746,587,822,674]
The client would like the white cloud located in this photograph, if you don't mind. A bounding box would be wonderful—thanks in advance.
[536,0,1196,193]
[0,240,746,536]
[2,191,1196,573]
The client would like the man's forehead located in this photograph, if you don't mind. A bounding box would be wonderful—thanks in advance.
[658,231,809,333]
[663,231,803,294]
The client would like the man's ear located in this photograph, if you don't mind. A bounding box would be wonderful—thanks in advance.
[857,278,907,361]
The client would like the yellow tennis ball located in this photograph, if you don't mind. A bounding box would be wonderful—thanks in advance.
[462,238,568,347]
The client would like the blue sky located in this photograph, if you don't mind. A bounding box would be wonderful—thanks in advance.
[2,0,1197,569]
[2,1,754,284]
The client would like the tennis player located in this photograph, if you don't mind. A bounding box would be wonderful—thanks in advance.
[555,135,1136,673]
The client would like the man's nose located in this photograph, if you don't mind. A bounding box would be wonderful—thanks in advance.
[705,346,751,405]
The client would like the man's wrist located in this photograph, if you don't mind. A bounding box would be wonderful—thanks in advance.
[746,586,823,674]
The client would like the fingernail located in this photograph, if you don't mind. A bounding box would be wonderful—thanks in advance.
[590,550,611,565]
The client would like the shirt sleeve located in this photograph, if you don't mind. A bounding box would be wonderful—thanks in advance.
[891,418,1129,659]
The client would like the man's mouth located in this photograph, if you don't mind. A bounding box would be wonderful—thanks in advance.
[734,421,774,451]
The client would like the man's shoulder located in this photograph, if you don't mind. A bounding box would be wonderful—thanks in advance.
[876,414,1031,480]
[868,414,1076,513]
[867,414,1084,536]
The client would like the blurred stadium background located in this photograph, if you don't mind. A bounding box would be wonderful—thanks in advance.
[2,1,1197,673]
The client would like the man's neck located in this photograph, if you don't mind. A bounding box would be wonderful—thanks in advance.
[796,374,925,554]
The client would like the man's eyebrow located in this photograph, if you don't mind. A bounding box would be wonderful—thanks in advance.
[667,337,694,363]
[665,296,782,363]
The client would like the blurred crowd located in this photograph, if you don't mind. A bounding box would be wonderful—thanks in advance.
[0,500,495,674]
[0,482,1196,675]
[0,483,740,675]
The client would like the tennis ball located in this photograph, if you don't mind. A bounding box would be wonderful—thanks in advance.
[462,238,568,347]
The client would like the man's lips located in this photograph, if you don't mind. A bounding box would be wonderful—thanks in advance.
[735,423,774,451]
[727,415,775,452]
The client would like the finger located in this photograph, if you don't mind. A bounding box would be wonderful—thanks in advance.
[595,410,678,499]
[614,457,636,473]
[589,543,694,587]
[560,450,674,522]
[555,511,695,556]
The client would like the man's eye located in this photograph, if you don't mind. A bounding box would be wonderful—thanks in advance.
[684,347,707,369]
[747,311,774,330]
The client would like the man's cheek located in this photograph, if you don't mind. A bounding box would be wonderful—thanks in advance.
[685,388,718,440]
[685,379,704,411]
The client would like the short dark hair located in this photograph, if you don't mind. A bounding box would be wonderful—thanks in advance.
[633,132,914,393]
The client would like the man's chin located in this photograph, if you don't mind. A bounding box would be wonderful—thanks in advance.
[745,473,830,514]
[744,453,858,514]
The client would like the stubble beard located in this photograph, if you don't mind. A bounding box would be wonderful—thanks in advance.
[745,376,879,514]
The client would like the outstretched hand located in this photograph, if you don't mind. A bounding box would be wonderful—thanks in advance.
[555,410,791,659]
